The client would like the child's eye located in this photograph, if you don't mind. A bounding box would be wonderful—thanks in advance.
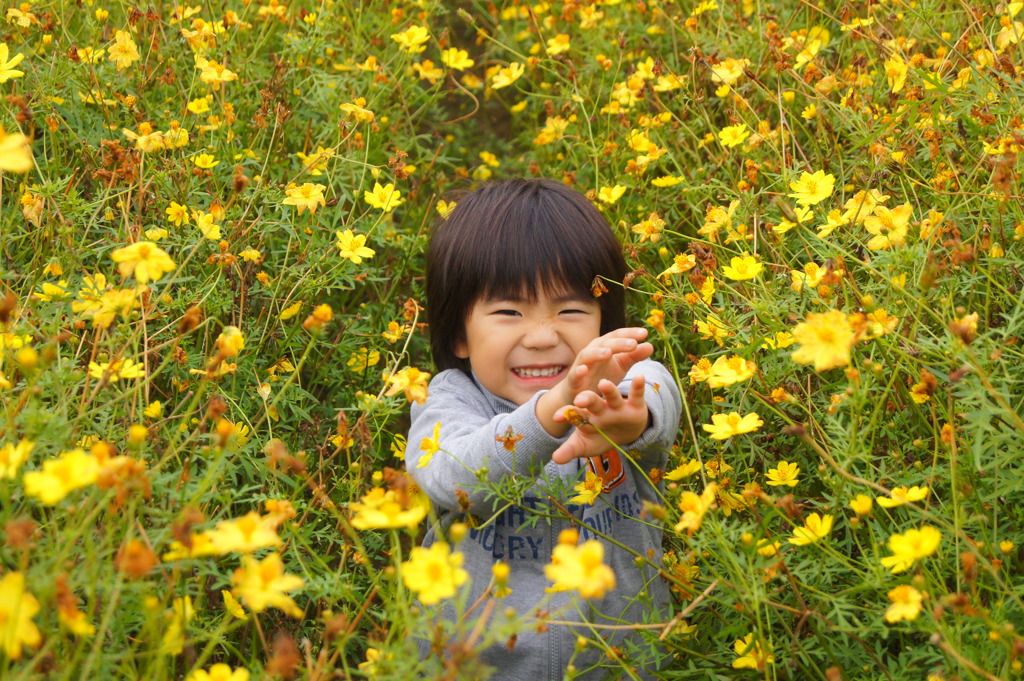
[560,308,587,315]
[494,309,520,316]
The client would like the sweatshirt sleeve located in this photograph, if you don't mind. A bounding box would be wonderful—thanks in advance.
[406,370,570,515]
[616,359,682,467]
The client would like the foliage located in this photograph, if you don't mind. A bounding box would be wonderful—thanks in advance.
[1,0,1023,679]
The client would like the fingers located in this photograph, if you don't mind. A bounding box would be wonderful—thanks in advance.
[627,373,647,403]
[551,433,586,464]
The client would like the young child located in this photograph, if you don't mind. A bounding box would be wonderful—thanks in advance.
[406,178,682,680]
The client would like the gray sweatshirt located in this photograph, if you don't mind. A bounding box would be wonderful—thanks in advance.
[406,359,682,680]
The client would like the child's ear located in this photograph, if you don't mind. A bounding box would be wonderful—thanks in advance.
[454,339,469,359]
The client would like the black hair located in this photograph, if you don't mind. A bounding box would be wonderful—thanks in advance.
[426,178,627,372]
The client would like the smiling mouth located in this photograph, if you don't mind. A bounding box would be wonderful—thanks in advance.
[512,365,565,378]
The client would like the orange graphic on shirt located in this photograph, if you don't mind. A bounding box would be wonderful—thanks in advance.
[585,450,625,491]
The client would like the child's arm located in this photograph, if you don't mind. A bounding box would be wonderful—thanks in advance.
[550,360,681,464]
[406,370,573,515]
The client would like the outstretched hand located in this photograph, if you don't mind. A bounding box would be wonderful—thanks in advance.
[562,327,653,399]
[550,374,649,464]
[535,328,653,438]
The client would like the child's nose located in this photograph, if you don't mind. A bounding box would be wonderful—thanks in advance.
[522,323,558,349]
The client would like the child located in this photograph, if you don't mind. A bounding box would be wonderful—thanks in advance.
[406,178,682,680]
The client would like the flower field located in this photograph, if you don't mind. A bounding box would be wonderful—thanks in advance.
[2,0,1024,679]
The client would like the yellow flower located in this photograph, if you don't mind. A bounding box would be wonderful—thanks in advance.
[881,526,942,573]
[0,439,33,479]
[108,30,140,70]
[788,170,835,206]
[193,210,221,240]
[282,182,327,215]
[382,321,406,343]
[336,229,375,264]
[790,262,827,292]
[187,97,211,114]
[384,367,430,404]
[699,200,739,242]
[673,484,717,535]
[664,459,702,480]
[239,248,262,262]
[761,331,795,350]
[651,175,682,187]
[166,202,190,226]
[23,449,100,505]
[221,590,248,621]
[843,189,889,223]
[849,494,873,516]
[788,513,833,545]
[57,601,96,637]
[413,60,444,84]
[339,97,375,122]
[195,56,238,90]
[346,347,380,375]
[884,585,923,623]
[364,182,405,212]
[632,212,666,243]
[207,512,282,554]
[721,254,762,280]
[402,542,468,605]
[231,553,304,617]
[436,199,456,218]
[0,43,25,82]
[0,572,41,660]
[864,203,912,250]
[706,355,756,389]
[569,469,604,505]
[545,33,571,55]
[490,62,525,89]
[358,647,394,677]
[597,185,627,204]
[111,241,176,284]
[192,153,219,169]
[160,596,194,655]
[884,53,909,93]
[709,58,750,86]
[718,124,750,148]
[877,485,929,508]
[186,663,250,681]
[766,461,800,487]
[350,485,430,530]
[390,25,430,53]
[32,280,70,301]
[732,633,773,670]
[816,208,849,238]
[214,326,244,358]
[296,145,335,175]
[88,357,146,382]
[0,125,33,173]
[417,422,441,469]
[657,253,696,280]
[544,531,616,599]
[440,48,474,70]
[702,412,763,440]
[144,401,163,419]
[791,309,855,372]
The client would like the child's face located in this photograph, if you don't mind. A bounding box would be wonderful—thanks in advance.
[455,288,601,406]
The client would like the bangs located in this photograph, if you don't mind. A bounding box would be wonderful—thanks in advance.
[474,198,606,304]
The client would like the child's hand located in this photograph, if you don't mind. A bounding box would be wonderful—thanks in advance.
[562,327,653,399]
[535,327,652,437]
[550,374,649,464]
